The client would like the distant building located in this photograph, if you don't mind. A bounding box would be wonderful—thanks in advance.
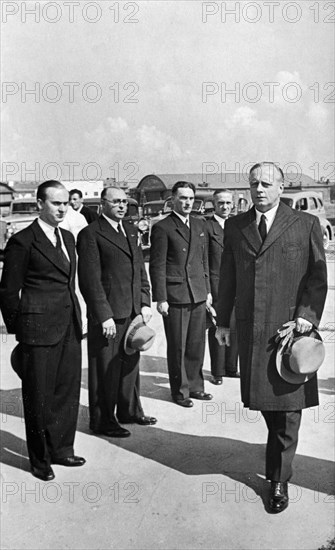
[0,182,14,216]
[130,172,333,206]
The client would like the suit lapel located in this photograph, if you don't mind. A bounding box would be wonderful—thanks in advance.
[170,212,190,243]
[210,217,224,247]
[61,228,75,278]
[258,201,298,255]
[97,216,132,257]
[123,222,138,257]
[31,220,71,275]
[238,208,262,254]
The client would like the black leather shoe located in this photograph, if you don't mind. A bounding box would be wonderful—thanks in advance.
[211,376,223,385]
[93,426,131,438]
[120,416,157,425]
[52,456,86,467]
[31,466,55,481]
[223,372,240,378]
[269,482,289,513]
[189,391,213,400]
[173,397,194,408]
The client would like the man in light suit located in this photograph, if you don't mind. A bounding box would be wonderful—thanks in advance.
[149,181,213,407]
[0,180,85,481]
[216,162,327,512]
[206,190,239,385]
[77,187,156,438]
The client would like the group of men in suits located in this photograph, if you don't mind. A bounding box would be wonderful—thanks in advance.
[0,164,328,516]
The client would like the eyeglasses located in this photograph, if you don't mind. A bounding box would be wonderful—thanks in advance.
[103,198,128,206]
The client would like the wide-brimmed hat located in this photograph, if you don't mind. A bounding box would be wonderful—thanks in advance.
[11,344,23,379]
[276,329,325,385]
[124,314,156,355]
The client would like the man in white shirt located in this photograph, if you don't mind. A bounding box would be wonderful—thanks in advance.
[215,162,327,513]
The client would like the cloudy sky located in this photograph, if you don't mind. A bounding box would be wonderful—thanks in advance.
[1,0,334,185]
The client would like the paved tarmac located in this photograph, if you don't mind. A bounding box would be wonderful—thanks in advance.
[0,254,334,550]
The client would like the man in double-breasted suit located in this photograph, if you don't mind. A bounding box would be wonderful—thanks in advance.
[216,162,327,513]
[149,181,213,407]
[77,187,156,438]
[0,180,85,481]
[206,189,239,385]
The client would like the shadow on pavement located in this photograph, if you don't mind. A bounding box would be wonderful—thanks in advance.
[1,388,334,504]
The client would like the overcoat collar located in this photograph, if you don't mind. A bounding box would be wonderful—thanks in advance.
[96,215,136,257]
[237,202,299,255]
[30,219,74,276]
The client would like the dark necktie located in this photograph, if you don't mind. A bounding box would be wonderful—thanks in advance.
[116,222,122,234]
[258,214,267,242]
[54,227,70,271]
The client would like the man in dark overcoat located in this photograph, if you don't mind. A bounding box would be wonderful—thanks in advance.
[149,181,213,407]
[0,180,85,481]
[206,189,239,384]
[216,162,327,513]
[77,187,156,438]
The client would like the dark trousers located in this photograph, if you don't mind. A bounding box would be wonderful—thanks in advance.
[87,316,144,431]
[208,308,238,377]
[163,301,206,399]
[21,318,81,470]
[262,410,302,482]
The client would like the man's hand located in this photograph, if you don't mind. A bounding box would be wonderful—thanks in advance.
[141,306,152,324]
[215,326,230,346]
[295,317,313,333]
[102,318,116,339]
[157,301,169,317]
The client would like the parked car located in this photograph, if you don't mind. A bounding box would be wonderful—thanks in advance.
[0,198,39,259]
[280,191,334,248]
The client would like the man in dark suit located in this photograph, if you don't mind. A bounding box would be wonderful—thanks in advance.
[206,190,239,385]
[0,180,85,482]
[216,162,327,512]
[70,188,99,224]
[77,187,156,438]
[149,181,213,407]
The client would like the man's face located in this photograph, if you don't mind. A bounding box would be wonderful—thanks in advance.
[249,166,284,212]
[70,193,82,210]
[214,192,233,219]
[172,187,194,217]
[38,187,69,227]
[101,188,128,222]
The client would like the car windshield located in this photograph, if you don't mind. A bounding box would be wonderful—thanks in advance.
[11,202,38,214]
[280,197,293,208]
[144,204,163,216]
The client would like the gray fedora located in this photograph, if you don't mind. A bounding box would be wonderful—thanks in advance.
[124,315,156,355]
[276,329,325,385]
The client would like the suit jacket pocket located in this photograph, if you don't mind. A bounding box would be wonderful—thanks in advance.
[166,276,184,284]
[20,304,46,314]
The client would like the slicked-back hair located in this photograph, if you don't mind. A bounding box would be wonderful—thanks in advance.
[37,180,66,201]
[249,162,284,182]
[69,189,83,199]
[213,189,233,198]
[171,181,196,195]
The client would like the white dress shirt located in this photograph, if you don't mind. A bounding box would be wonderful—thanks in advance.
[255,203,280,233]
[102,214,126,236]
[38,218,70,261]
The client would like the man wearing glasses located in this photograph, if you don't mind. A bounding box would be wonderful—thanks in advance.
[77,187,156,438]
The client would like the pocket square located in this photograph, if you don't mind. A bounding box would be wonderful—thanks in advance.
[200,232,204,237]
